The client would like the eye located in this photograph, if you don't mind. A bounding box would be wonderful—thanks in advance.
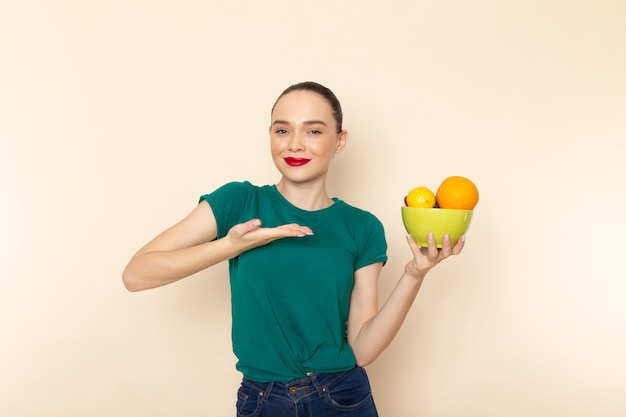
[309,129,322,135]
[275,128,288,134]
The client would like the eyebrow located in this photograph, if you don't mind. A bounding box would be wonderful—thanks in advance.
[272,120,328,126]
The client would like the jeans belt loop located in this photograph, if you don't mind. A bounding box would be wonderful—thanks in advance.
[260,381,273,402]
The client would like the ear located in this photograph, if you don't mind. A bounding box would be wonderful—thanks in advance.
[334,130,348,155]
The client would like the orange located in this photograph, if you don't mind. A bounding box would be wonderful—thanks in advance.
[435,176,479,210]
[405,186,436,208]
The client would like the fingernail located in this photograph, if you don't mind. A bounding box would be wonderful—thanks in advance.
[461,235,466,243]
[443,234,450,242]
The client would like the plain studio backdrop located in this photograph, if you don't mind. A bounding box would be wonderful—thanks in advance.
[1,1,625,416]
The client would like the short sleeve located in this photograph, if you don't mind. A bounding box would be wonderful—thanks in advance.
[199,181,253,238]
[354,212,388,270]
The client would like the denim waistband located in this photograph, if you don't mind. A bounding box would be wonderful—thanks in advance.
[242,368,357,401]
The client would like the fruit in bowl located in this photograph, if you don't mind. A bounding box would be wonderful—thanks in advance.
[435,176,479,210]
[402,176,478,247]
[404,186,436,208]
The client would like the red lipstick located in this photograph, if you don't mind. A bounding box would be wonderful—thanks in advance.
[284,157,311,167]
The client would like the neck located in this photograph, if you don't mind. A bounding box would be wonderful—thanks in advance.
[276,179,334,211]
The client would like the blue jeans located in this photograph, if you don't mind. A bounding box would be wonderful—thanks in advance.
[235,366,379,417]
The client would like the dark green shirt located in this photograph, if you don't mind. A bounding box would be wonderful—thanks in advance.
[200,182,387,382]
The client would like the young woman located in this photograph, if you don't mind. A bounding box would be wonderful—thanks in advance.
[122,81,465,416]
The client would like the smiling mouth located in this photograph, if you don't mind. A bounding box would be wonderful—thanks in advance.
[284,157,311,167]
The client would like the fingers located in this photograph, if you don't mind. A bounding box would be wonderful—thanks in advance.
[433,233,466,258]
[408,232,465,262]
[236,219,312,238]
[227,220,314,255]
[233,220,313,243]
[405,233,438,260]
[231,218,262,238]
[276,223,314,237]
[425,232,440,258]
[452,235,466,255]
[405,233,421,253]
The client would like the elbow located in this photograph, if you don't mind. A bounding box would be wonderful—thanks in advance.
[122,263,166,292]
[352,349,378,368]
[354,356,375,368]
[349,335,380,368]
[123,281,140,293]
[122,266,143,292]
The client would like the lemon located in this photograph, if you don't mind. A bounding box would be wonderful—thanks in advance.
[405,186,436,208]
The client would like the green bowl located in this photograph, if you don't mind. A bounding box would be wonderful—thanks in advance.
[401,206,473,248]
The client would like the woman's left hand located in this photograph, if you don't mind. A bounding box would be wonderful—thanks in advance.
[404,233,465,279]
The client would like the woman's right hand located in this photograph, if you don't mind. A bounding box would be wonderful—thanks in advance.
[225,218,313,254]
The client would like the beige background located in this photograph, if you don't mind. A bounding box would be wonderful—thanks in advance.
[1,1,625,416]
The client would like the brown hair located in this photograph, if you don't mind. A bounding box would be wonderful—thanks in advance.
[271,81,344,133]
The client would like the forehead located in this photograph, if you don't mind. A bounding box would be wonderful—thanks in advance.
[271,90,334,122]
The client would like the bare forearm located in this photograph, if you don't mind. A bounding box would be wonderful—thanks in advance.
[122,217,315,292]
[351,272,426,366]
[349,233,465,367]
[122,238,236,292]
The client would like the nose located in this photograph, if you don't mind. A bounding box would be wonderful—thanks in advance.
[287,130,305,151]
